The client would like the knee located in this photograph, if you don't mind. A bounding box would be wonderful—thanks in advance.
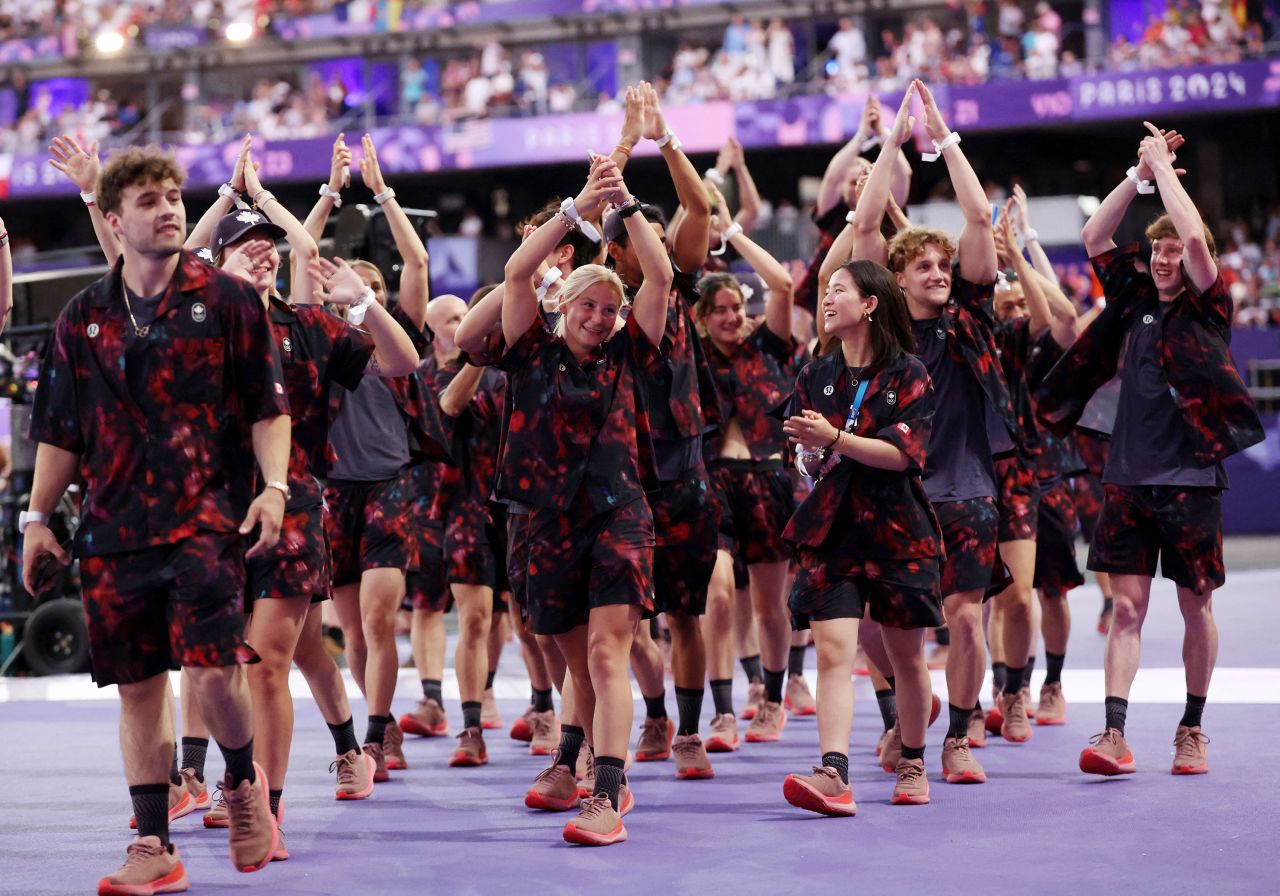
[458,607,491,643]
[587,634,629,677]
[1111,597,1144,631]
[361,610,395,644]
[814,638,853,671]
[944,604,983,640]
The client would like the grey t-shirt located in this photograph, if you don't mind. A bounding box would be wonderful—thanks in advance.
[328,373,410,481]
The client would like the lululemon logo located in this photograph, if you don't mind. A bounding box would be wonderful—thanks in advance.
[886,390,897,405]
[192,303,207,323]
[282,337,292,353]
[87,323,100,338]
[1142,313,1155,325]
[823,384,834,395]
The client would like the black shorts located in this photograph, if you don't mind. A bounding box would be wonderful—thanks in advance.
[246,503,330,613]
[790,551,943,631]
[650,469,719,616]
[1088,484,1224,594]
[1033,479,1086,594]
[522,493,655,636]
[713,459,796,580]
[995,453,1039,543]
[325,469,416,588]
[444,501,509,592]
[505,508,531,609]
[406,522,451,613]
[80,532,252,687]
[933,497,1007,599]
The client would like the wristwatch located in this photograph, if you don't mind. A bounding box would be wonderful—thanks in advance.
[264,481,291,501]
[18,511,48,534]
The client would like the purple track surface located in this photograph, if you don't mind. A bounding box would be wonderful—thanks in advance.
[4,580,1277,895]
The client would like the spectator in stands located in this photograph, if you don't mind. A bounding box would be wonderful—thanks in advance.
[766,19,796,86]
[828,17,868,78]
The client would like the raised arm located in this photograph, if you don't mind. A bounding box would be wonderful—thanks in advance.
[816,99,879,217]
[638,82,710,273]
[503,161,617,347]
[916,79,995,284]
[1082,125,1185,257]
[186,135,253,252]
[241,146,321,302]
[726,229,793,342]
[615,172,674,346]
[724,138,761,233]
[610,86,644,174]
[310,256,419,376]
[360,133,431,330]
[851,85,915,266]
[439,364,486,417]
[455,283,505,354]
[1140,121,1215,292]
[303,133,352,244]
[49,136,121,265]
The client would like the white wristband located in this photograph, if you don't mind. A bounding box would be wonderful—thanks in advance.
[704,168,725,185]
[539,267,562,292]
[219,182,249,209]
[373,187,396,205]
[921,131,961,162]
[1020,228,1040,244]
[346,287,376,325]
[80,190,96,205]
[1126,166,1155,195]
[654,130,680,150]
[860,134,883,152]
[559,197,601,243]
[845,210,857,225]
[319,183,343,208]
[721,222,743,242]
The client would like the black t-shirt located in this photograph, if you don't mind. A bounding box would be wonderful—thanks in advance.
[329,373,411,481]
[1105,302,1224,487]
[123,285,165,335]
[912,316,996,502]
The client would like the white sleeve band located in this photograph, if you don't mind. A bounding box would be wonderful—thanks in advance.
[721,222,744,242]
[559,197,601,243]
[1126,167,1155,195]
[374,188,396,205]
[80,191,96,205]
[921,131,961,162]
[704,168,725,185]
[319,183,343,207]
[346,287,376,325]
[845,210,857,225]
[654,130,680,150]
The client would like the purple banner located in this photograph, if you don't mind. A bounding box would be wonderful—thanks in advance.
[143,26,208,53]
[0,35,63,64]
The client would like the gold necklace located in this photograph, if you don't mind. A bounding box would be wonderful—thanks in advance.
[121,280,150,338]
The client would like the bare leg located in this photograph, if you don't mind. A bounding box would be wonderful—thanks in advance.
[587,604,642,760]
[1103,574,1153,700]
[358,568,406,717]
[810,618,859,756]
[294,603,353,726]
[942,589,986,711]
[1177,586,1218,698]
[244,597,310,791]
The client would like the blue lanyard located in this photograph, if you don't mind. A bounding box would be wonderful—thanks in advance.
[842,378,871,433]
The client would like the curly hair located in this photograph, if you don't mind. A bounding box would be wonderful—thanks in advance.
[1145,213,1218,261]
[96,146,186,216]
[886,226,957,274]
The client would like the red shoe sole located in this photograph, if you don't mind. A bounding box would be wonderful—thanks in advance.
[562,820,627,846]
[398,715,448,737]
[675,766,715,780]
[928,695,941,727]
[1079,749,1136,776]
[782,776,856,817]
[482,720,503,731]
[984,708,1003,735]
[1036,715,1066,726]
[943,769,987,784]
[1001,725,1032,743]
[784,700,816,716]
[525,790,580,811]
[745,712,787,743]
[890,791,931,805]
[203,816,229,829]
[704,737,739,753]
[1171,763,1209,775]
[449,753,489,768]
[529,744,554,756]
[98,863,189,896]
[510,720,534,742]
[336,754,377,801]
[740,707,758,721]
[969,731,988,749]
[385,756,408,770]
[192,792,211,811]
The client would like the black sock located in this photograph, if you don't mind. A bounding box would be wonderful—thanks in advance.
[787,645,806,678]
[364,714,392,746]
[1045,652,1065,686]
[901,743,925,762]
[327,717,359,755]
[532,687,554,713]
[485,670,496,691]
[740,654,763,683]
[675,686,704,736]
[947,703,970,740]
[461,701,483,730]
[556,725,584,771]
[992,661,1008,692]
[422,678,443,704]
[1004,665,1025,695]
[821,751,849,785]
[1105,696,1129,734]
[169,747,181,786]
[130,783,171,845]
[218,738,256,787]
[643,691,668,720]
[710,679,734,716]
[1025,655,1036,683]
[593,756,626,809]
[762,667,785,704]
[269,788,283,818]
[885,675,896,691]
[1102,596,1114,614]
[181,737,208,782]
[1180,693,1206,729]
[875,688,898,731]
[934,626,951,646]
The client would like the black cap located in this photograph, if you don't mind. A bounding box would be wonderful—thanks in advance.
[210,210,287,258]
[603,203,666,244]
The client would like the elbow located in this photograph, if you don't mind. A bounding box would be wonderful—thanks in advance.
[403,249,429,276]
[438,395,464,418]
[382,348,418,378]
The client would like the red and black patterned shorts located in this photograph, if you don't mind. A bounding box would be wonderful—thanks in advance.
[933,496,1007,599]
[995,453,1040,542]
[246,503,330,613]
[1088,484,1224,594]
[790,550,943,631]
[522,493,655,636]
[406,518,450,612]
[650,469,719,616]
[1032,479,1085,594]
[324,468,417,588]
[505,508,531,609]
[80,532,252,687]
[444,500,510,593]
[1072,430,1110,544]
[712,459,796,576]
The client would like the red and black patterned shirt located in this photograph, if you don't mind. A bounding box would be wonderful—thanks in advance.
[702,323,797,461]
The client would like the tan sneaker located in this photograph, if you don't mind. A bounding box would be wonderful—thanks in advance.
[782,766,856,817]
[1036,682,1067,725]
[745,700,787,743]
[528,709,559,756]
[875,727,893,758]
[449,726,489,767]
[784,675,817,716]
[179,769,209,812]
[509,705,536,742]
[705,713,740,753]
[561,794,627,846]
[879,722,903,773]
[331,748,376,800]
[672,733,714,780]
[383,717,407,770]
[202,787,229,829]
[739,680,765,720]
[362,742,389,783]
[634,716,675,762]
[271,827,289,862]
[941,736,987,784]
[576,749,595,797]
[524,752,581,811]
[223,762,278,873]
[967,706,988,748]
[399,698,448,737]
[129,782,195,830]
[890,757,931,805]
[1171,725,1210,775]
[481,688,503,730]
[1023,685,1036,720]
[97,836,188,895]
[999,690,1032,743]
[1080,728,1136,776]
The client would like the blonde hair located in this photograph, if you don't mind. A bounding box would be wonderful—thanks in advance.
[349,260,387,294]
[552,264,626,338]
[886,226,958,274]
[1145,213,1217,261]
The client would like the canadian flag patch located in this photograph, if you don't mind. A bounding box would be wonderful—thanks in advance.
[897,423,910,434]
